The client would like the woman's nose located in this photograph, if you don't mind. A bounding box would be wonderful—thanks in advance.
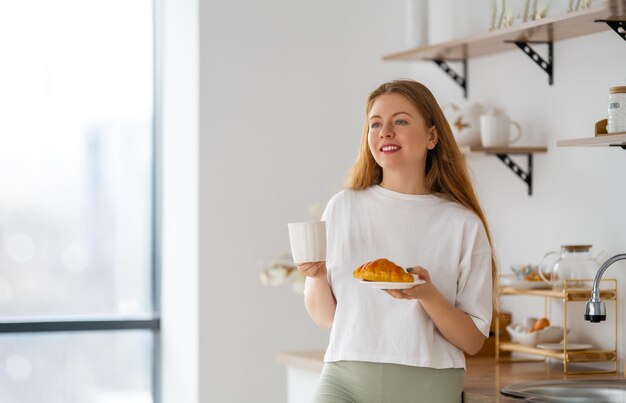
[379,124,394,138]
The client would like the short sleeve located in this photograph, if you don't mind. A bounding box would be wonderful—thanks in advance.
[454,223,493,337]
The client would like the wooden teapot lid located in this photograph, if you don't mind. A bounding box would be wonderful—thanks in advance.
[561,244,592,252]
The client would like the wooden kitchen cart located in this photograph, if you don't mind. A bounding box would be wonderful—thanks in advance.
[495,279,618,375]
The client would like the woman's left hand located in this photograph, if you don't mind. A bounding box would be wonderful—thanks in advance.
[384,266,436,301]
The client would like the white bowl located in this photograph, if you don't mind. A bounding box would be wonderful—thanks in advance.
[506,324,570,346]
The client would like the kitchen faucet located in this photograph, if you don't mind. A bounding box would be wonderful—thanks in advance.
[585,254,626,323]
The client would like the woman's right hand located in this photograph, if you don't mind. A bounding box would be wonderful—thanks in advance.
[297,261,327,279]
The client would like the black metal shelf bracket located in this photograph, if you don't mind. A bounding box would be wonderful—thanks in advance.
[432,59,468,99]
[595,19,626,42]
[506,40,553,85]
[495,153,534,196]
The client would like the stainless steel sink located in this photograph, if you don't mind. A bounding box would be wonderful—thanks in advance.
[501,379,626,402]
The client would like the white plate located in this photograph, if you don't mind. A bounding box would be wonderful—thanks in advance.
[536,342,594,351]
[359,276,425,290]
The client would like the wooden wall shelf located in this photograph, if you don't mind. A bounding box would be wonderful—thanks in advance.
[460,146,547,196]
[460,146,547,154]
[557,132,626,147]
[383,1,625,97]
[383,3,616,62]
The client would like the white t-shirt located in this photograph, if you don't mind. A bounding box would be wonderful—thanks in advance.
[305,185,493,370]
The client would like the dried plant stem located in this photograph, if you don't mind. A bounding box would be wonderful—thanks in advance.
[497,0,506,28]
[523,0,530,22]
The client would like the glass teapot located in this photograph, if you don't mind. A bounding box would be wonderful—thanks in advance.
[539,245,603,289]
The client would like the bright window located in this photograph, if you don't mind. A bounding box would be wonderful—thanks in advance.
[0,331,155,403]
[0,0,158,402]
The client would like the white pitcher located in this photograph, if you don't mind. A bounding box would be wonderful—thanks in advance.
[480,109,522,147]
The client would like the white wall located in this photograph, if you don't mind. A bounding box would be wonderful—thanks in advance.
[198,1,406,402]
[196,2,626,402]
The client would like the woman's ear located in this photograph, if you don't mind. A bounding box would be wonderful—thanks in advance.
[427,126,438,150]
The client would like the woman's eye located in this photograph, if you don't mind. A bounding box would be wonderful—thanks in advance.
[370,122,382,129]
[395,119,408,126]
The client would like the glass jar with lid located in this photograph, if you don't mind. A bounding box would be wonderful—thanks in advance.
[608,86,626,133]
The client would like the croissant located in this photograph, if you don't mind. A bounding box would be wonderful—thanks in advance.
[353,258,413,282]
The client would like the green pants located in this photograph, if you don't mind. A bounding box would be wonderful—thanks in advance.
[313,361,464,403]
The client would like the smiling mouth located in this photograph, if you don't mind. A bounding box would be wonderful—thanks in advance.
[380,145,401,153]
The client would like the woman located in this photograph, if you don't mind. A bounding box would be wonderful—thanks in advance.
[298,79,497,402]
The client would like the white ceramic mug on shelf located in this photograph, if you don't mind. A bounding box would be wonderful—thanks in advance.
[480,112,522,147]
[287,221,326,264]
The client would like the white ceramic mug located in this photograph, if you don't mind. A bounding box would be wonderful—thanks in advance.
[480,114,522,147]
[287,221,326,264]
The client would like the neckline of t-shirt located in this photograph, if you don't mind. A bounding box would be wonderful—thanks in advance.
[371,185,438,202]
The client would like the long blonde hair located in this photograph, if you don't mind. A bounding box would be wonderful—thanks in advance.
[346,79,499,313]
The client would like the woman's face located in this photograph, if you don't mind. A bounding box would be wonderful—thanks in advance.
[367,93,437,172]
